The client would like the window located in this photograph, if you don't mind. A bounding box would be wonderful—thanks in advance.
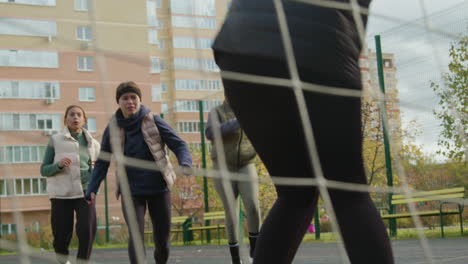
[148,30,164,48]
[0,49,58,68]
[148,29,158,44]
[177,121,207,133]
[0,179,4,196]
[171,16,216,29]
[29,221,40,232]
[0,146,46,164]
[76,26,92,41]
[37,116,53,130]
[0,0,56,6]
[174,58,219,72]
[0,223,16,235]
[170,0,215,16]
[0,113,61,131]
[86,118,96,132]
[150,57,164,73]
[40,178,47,193]
[0,178,47,197]
[78,56,94,71]
[161,82,167,92]
[147,0,158,26]
[174,100,221,112]
[161,103,168,114]
[156,20,163,28]
[152,85,162,102]
[0,179,13,196]
[173,37,213,49]
[74,0,89,11]
[0,18,57,37]
[189,142,211,152]
[158,39,165,49]
[79,87,95,101]
[155,0,161,8]
[15,179,22,195]
[44,82,58,98]
[0,81,60,99]
[383,59,393,68]
[175,79,221,91]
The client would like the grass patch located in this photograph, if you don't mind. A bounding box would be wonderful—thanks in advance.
[302,225,467,243]
[393,226,467,240]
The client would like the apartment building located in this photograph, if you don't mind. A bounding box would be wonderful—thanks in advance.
[361,48,401,135]
[0,0,228,235]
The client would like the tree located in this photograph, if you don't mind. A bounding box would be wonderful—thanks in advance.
[361,88,427,208]
[169,147,219,217]
[431,36,468,162]
[361,98,387,186]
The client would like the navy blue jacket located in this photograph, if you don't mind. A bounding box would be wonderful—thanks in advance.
[86,105,191,197]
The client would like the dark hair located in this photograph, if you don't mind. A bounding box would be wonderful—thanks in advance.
[115,81,142,103]
[63,105,87,125]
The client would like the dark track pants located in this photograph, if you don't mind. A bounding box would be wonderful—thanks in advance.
[121,191,171,264]
[215,51,395,264]
[50,198,96,263]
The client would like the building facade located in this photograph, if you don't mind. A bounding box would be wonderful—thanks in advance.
[0,0,228,235]
[361,48,401,136]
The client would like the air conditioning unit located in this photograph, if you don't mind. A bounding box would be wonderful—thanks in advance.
[43,130,57,136]
[80,42,93,50]
[44,98,56,104]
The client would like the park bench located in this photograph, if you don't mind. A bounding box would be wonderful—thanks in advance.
[144,216,192,244]
[381,187,465,238]
[189,211,225,244]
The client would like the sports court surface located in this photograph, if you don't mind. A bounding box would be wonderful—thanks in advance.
[1,238,467,264]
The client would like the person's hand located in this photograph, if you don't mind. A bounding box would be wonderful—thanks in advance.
[58,157,72,169]
[86,192,96,205]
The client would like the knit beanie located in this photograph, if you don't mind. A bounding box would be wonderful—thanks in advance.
[115,81,142,103]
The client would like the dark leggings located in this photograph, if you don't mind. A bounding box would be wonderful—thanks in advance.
[121,191,171,264]
[215,52,394,264]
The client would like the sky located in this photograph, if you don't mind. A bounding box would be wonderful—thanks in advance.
[365,0,467,161]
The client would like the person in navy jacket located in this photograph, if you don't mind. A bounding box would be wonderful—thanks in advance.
[86,81,192,264]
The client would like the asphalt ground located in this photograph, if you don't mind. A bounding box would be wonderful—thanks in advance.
[1,238,467,264]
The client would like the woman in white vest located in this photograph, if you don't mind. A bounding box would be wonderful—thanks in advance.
[40,105,100,264]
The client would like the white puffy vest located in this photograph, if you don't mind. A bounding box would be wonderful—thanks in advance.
[47,127,100,199]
